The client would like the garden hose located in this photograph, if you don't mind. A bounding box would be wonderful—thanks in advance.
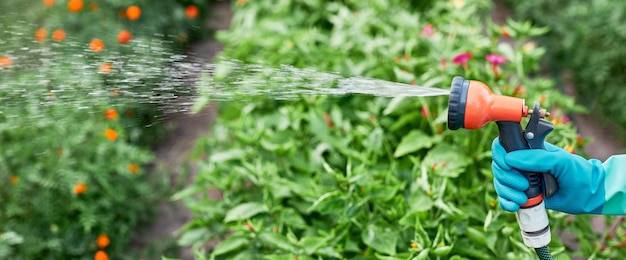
[535,246,554,260]
[447,77,557,259]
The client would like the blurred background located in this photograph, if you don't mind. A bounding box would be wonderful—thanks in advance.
[1,0,625,259]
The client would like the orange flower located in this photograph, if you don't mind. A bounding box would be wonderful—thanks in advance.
[237,0,246,5]
[94,250,108,260]
[185,5,199,19]
[104,109,118,120]
[104,129,117,141]
[43,0,55,7]
[126,5,141,20]
[117,30,132,44]
[68,0,84,12]
[11,176,19,184]
[52,29,66,42]
[0,56,11,67]
[128,164,139,174]
[35,28,47,43]
[73,182,87,194]
[99,62,112,74]
[90,39,104,52]
[96,234,110,248]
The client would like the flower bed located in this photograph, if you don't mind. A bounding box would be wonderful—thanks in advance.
[176,0,610,259]
[0,0,209,259]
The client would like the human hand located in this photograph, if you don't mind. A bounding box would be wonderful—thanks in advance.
[491,138,606,214]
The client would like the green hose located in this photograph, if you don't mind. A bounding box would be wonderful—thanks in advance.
[534,246,554,260]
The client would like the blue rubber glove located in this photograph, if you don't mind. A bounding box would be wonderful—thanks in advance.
[491,138,626,215]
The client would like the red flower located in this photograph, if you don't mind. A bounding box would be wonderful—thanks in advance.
[486,54,507,77]
[452,52,473,70]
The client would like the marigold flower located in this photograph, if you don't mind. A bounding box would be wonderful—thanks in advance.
[186,5,199,19]
[73,182,87,194]
[94,250,108,260]
[420,24,434,37]
[99,63,112,74]
[0,56,11,67]
[35,28,47,43]
[117,30,132,44]
[96,234,110,248]
[410,242,418,251]
[43,0,54,7]
[68,0,84,12]
[452,52,473,70]
[393,56,400,63]
[52,29,66,42]
[104,129,117,141]
[486,54,508,77]
[126,5,141,20]
[11,176,19,184]
[128,164,139,174]
[237,0,246,5]
[90,39,104,52]
[104,109,118,120]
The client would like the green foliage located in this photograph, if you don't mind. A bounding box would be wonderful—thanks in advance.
[505,0,626,138]
[0,0,211,259]
[177,0,600,259]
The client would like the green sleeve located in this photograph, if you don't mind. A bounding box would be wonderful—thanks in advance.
[601,155,626,215]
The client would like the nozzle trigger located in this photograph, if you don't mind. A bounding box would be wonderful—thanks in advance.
[523,102,558,199]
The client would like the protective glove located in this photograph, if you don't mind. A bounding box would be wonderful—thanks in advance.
[492,137,626,215]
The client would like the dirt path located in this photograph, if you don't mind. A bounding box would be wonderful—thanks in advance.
[129,1,232,259]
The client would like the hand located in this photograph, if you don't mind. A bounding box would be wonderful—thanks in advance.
[491,138,606,214]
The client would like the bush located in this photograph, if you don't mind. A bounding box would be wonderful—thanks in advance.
[0,0,210,259]
[176,0,611,259]
[505,0,626,138]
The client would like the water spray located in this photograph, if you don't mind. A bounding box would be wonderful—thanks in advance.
[447,76,557,260]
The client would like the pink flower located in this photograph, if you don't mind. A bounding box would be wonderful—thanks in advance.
[440,58,447,69]
[486,54,508,77]
[420,24,434,37]
[452,52,473,70]
[421,104,429,118]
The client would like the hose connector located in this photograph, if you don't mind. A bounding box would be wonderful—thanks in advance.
[518,201,551,248]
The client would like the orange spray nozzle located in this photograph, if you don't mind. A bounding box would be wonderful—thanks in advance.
[448,76,533,130]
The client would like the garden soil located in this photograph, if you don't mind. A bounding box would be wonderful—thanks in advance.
[131,1,625,259]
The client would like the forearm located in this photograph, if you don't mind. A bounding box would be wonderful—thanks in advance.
[601,155,626,215]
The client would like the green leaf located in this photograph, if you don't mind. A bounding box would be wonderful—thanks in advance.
[211,235,249,256]
[361,225,398,255]
[393,67,415,83]
[393,130,436,158]
[259,232,297,253]
[408,193,433,213]
[177,228,209,246]
[280,208,307,229]
[224,202,269,222]
[383,96,412,115]
[298,236,326,255]
[209,149,246,163]
[422,143,471,178]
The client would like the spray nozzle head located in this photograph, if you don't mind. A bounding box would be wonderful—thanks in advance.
[447,76,547,130]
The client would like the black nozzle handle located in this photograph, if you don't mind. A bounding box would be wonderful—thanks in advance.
[496,121,543,203]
